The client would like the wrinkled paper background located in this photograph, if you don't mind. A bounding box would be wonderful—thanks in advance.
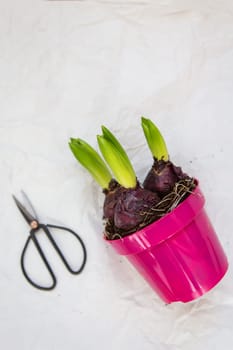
[1,1,233,349]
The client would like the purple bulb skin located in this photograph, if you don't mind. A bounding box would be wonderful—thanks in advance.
[103,179,121,221]
[143,159,188,197]
[114,185,160,231]
[103,180,160,231]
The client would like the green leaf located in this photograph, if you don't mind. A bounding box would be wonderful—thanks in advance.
[97,134,137,189]
[69,138,112,189]
[141,117,169,161]
[101,126,129,161]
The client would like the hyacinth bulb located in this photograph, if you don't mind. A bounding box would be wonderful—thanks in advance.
[143,159,187,196]
[113,184,159,231]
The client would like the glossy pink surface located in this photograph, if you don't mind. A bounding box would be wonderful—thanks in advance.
[106,184,228,303]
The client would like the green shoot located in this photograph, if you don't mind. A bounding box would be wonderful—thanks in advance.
[69,138,112,189]
[97,128,137,189]
[141,117,169,161]
[101,126,130,162]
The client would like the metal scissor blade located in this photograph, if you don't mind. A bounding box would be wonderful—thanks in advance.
[21,191,38,221]
[12,194,37,226]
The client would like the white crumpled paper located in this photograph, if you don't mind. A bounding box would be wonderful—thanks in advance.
[0,1,233,349]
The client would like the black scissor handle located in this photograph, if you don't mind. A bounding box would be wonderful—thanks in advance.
[21,229,57,291]
[44,224,87,274]
[21,224,87,291]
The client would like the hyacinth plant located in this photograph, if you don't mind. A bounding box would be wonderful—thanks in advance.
[69,119,195,240]
[141,117,196,207]
[98,127,162,234]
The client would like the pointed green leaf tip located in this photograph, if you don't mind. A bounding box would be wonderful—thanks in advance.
[69,138,112,189]
[141,117,169,161]
[97,126,137,189]
[101,126,127,159]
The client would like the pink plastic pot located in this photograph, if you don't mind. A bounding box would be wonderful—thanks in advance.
[105,183,228,303]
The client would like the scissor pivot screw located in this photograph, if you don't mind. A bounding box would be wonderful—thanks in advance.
[30,221,39,229]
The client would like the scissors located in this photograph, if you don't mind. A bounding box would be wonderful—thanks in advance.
[13,192,87,291]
